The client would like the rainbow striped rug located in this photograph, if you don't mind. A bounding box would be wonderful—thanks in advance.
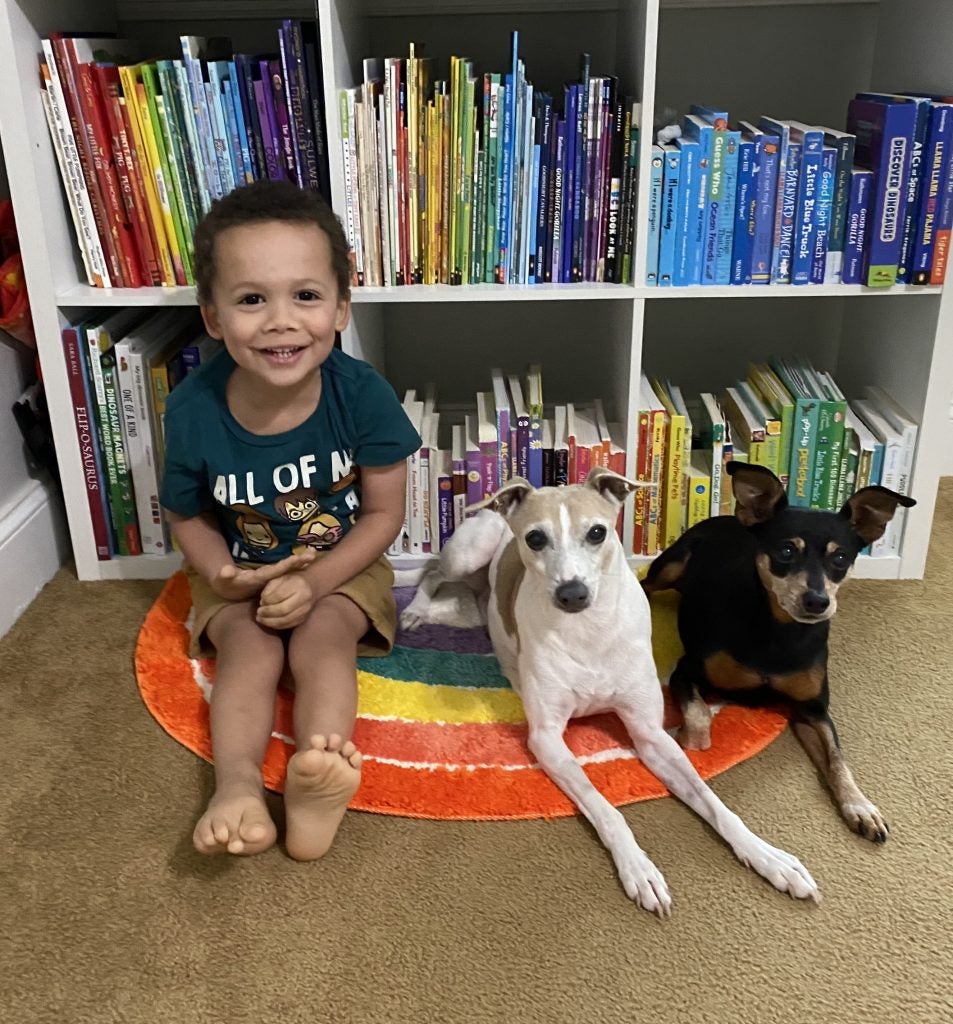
[135,571,788,820]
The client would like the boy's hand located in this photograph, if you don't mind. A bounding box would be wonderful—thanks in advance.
[209,551,316,602]
[256,571,318,631]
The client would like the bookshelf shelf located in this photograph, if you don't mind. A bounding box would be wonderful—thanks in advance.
[1,0,951,583]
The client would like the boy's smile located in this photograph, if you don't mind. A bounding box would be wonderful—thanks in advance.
[200,220,351,401]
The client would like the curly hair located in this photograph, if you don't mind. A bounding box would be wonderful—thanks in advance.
[191,180,351,303]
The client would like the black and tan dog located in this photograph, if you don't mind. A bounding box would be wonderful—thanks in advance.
[642,461,915,843]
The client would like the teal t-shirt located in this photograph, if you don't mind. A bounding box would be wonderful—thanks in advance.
[160,348,421,563]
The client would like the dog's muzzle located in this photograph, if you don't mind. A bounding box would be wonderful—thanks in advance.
[554,579,591,613]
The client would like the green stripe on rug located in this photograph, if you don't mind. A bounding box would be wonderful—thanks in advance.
[358,645,510,689]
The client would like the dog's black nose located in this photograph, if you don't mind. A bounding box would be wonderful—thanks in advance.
[802,591,830,616]
[554,579,590,612]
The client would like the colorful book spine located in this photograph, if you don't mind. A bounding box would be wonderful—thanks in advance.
[843,168,874,284]
[730,135,756,285]
[810,146,837,284]
[786,124,823,285]
[673,134,701,285]
[822,128,856,282]
[847,96,917,287]
[913,103,953,284]
[658,144,682,286]
[714,128,740,285]
[63,321,112,560]
[739,122,780,285]
[645,145,664,285]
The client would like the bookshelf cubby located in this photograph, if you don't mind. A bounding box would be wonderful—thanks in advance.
[1,0,950,582]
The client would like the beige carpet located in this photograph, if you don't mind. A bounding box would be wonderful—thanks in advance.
[2,485,952,1024]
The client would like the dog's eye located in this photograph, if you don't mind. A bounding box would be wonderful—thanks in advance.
[586,525,607,544]
[829,549,850,570]
[525,529,548,551]
[777,541,798,562]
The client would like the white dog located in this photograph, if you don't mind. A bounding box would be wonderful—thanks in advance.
[400,468,819,915]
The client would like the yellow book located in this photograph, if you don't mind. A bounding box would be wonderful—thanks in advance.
[652,378,687,548]
[119,64,175,286]
[133,75,186,285]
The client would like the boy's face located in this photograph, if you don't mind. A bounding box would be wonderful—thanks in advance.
[200,220,350,391]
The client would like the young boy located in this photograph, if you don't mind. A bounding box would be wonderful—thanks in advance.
[160,180,421,860]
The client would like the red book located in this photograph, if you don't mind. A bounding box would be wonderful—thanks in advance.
[49,35,126,286]
[92,63,163,286]
[62,322,112,560]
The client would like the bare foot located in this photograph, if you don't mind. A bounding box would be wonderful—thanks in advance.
[284,734,363,861]
[193,783,277,856]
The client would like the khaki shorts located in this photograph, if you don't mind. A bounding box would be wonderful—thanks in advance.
[185,554,397,659]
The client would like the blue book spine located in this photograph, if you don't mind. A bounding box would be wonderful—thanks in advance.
[912,103,953,283]
[776,141,801,283]
[731,137,756,284]
[225,67,253,183]
[658,145,682,286]
[810,147,837,284]
[714,129,740,284]
[843,168,874,284]
[847,97,917,287]
[645,145,664,285]
[758,117,793,282]
[534,95,553,282]
[742,125,780,284]
[561,84,577,284]
[790,127,823,285]
[673,136,700,285]
[680,115,711,286]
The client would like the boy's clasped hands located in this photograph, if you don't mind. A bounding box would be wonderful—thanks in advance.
[212,550,323,630]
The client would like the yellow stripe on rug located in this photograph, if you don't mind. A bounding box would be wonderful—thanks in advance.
[357,670,526,724]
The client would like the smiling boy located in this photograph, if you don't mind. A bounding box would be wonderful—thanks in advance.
[160,181,420,860]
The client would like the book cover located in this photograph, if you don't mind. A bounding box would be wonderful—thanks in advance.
[810,145,837,284]
[822,127,857,282]
[673,134,702,286]
[784,121,824,286]
[526,364,545,487]
[843,168,875,285]
[645,145,664,285]
[730,134,756,285]
[911,102,953,284]
[758,116,796,283]
[847,96,917,287]
[738,121,780,285]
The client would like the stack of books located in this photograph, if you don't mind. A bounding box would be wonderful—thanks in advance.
[62,308,222,560]
[635,362,917,558]
[339,33,641,287]
[647,92,953,288]
[391,365,626,557]
[39,23,331,289]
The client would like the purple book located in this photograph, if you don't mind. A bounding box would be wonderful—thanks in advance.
[268,58,297,179]
[254,63,284,180]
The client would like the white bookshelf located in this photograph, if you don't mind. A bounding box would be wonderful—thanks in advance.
[0,0,950,583]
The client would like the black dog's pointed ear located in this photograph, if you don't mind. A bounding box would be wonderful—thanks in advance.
[726,461,787,526]
[841,486,916,544]
[466,477,533,518]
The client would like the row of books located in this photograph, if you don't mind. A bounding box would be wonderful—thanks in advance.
[62,308,222,560]
[648,91,953,288]
[340,33,640,288]
[39,23,331,289]
[391,366,626,556]
[635,361,917,558]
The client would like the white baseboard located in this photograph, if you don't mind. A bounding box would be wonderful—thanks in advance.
[0,477,70,639]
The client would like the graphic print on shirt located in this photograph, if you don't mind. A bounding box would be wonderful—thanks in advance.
[213,449,361,561]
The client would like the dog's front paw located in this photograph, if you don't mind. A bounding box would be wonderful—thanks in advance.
[734,836,821,903]
[615,847,673,918]
[678,726,711,751]
[843,801,890,843]
[399,601,430,632]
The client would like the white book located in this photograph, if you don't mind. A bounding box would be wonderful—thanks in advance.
[451,423,466,529]
[845,407,879,490]
[852,398,904,557]
[401,393,425,555]
[699,392,726,518]
[864,386,918,498]
[114,310,182,553]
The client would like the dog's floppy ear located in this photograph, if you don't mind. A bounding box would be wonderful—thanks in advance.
[727,462,787,526]
[584,466,645,506]
[840,486,916,544]
[465,476,534,518]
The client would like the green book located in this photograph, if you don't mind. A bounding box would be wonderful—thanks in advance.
[805,366,847,511]
[771,357,819,508]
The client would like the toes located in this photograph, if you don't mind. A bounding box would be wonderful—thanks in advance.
[326,733,343,753]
